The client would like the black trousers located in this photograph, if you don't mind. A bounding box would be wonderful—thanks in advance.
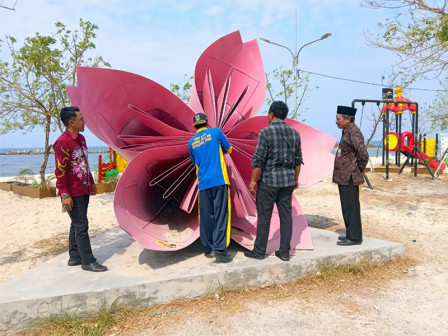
[67,194,95,265]
[253,181,294,256]
[338,178,362,241]
[199,185,231,254]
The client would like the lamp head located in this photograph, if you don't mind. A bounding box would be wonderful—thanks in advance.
[321,33,332,40]
[260,37,271,43]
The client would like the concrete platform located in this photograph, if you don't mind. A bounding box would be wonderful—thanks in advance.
[0,227,404,335]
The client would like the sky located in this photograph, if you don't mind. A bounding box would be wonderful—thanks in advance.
[0,0,444,149]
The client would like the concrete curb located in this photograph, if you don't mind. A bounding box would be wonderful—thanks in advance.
[0,227,404,335]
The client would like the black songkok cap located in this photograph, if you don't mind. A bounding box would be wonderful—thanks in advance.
[337,106,357,116]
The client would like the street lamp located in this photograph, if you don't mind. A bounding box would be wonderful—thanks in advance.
[260,33,332,118]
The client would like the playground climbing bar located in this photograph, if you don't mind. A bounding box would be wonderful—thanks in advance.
[351,99,420,180]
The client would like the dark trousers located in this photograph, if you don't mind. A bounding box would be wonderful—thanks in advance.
[67,194,95,265]
[253,181,294,256]
[338,177,362,241]
[199,185,231,254]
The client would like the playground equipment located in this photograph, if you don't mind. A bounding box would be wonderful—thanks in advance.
[434,147,448,177]
[116,153,128,172]
[436,133,448,164]
[386,132,446,170]
[95,148,128,183]
[382,87,444,176]
[381,87,416,167]
[421,136,436,158]
[352,88,446,180]
[96,147,117,183]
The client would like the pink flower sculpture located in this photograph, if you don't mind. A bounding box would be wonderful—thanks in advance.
[67,31,336,254]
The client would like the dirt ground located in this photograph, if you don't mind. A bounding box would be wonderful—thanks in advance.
[0,190,116,283]
[131,172,448,336]
[1,168,448,335]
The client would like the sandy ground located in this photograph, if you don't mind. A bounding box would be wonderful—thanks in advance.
[0,182,116,283]
[1,162,448,335]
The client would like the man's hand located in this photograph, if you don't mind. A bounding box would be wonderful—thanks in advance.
[249,167,261,193]
[91,184,97,196]
[294,165,302,189]
[62,196,73,212]
[248,181,257,193]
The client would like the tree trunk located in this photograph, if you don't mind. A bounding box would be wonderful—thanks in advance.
[39,115,52,185]
[292,83,308,120]
[366,114,383,147]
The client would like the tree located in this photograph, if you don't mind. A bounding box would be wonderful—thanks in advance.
[170,74,193,104]
[364,0,448,83]
[168,67,316,121]
[0,0,18,10]
[0,19,110,184]
[429,76,448,130]
[364,105,383,147]
[265,65,317,120]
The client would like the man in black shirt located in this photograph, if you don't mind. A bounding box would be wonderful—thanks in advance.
[244,101,303,261]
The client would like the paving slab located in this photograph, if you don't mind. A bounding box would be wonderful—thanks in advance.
[0,227,404,335]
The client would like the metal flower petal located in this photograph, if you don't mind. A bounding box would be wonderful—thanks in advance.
[67,31,336,253]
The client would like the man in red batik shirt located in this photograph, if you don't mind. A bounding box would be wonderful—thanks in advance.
[54,106,107,272]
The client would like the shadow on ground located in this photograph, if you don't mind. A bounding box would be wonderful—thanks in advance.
[138,240,246,269]
[305,215,340,230]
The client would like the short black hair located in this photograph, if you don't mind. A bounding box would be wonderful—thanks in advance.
[340,114,355,123]
[60,106,80,127]
[269,101,288,119]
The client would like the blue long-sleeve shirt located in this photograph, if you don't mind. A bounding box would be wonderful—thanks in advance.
[189,127,233,191]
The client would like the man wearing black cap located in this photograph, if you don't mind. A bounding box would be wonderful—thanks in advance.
[188,113,233,263]
[334,106,369,246]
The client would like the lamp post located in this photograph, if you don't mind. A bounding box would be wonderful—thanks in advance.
[260,33,331,118]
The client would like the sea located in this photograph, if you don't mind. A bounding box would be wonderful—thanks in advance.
[0,146,109,177]
[0,143,384,178]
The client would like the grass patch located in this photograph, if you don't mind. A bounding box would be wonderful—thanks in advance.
[32,230,102,259]
[291,256,418,296]
[16,255,417,336]
[0,235,67,266]
[18,300,135,336]
[1,231,107,270]
[0,250,26,266]
[32,235,67,256]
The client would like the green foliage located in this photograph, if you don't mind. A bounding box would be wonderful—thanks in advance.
[12,169,56,189]
[13,168,34,183]
[0,19,110,134]
[364,0,448,82]
[0,19,110,184]
[435,14,448,44]
[170,74,193,104]
[265,65,317,120]
[31,175,56,189]
[30,298,129,336]
[104,170,120,185]
[429,77,448,130]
